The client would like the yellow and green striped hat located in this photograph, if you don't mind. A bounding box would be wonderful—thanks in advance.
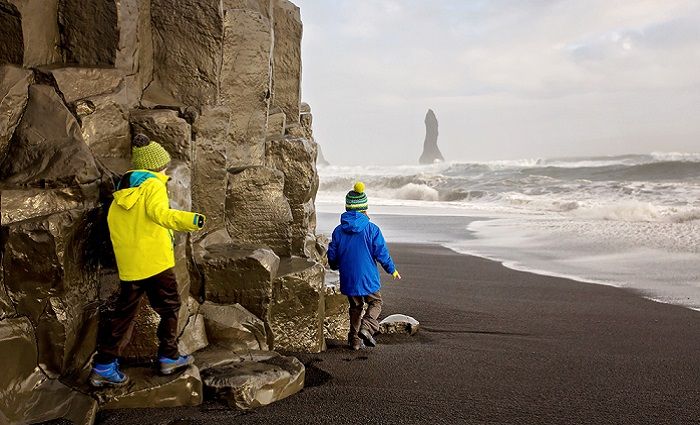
[345,182,368,211]
[131,133,171,171]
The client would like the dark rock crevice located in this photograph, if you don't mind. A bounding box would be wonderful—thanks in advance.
[0,2,24,66]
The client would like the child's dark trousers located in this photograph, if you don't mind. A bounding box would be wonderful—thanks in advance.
[95,268,180,363]
[347,291,383,342]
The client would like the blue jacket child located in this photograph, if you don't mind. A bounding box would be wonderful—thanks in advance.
[327,182,401,350]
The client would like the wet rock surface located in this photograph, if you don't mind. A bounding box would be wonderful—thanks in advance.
[271,0,302,124]
[323,271,350,341]
[7,0,63,67]
[191,107,230,231]
[269,257,325,352]
[0,317,98,425]
[418,108,444,165]
[77,84,133,159]
[149,0,223,108]
[226,166,293,256]
[40,67,123,103]
[265,137,319,255]
[178,313,209,356]
[196,347,304,410]
[2,208,100,323]
[0,65,32,162]
[199,301,268,352]
[0,187,86,225]
[196,242,279,319]
[77,365,203,410]
[221,8,273,168]
[0,84,101,187]
[129,109,192,163]
[380,314,420,335]
[1,0,320,421]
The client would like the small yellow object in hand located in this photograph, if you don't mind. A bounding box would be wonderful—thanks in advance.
[392,270,401,280]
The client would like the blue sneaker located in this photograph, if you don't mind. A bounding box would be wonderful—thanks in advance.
[159,354,194,375]
[90,361,129,387]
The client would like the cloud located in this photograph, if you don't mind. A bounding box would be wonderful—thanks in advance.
[295,0,700,164]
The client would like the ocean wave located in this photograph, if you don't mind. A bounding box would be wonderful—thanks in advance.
[318,153,700,223]
[394,183,440,201]
[571,201,663,222]
[523,161,700,182]
[668,209,700,223]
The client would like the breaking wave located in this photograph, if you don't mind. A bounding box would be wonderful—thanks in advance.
[318,153,700,223]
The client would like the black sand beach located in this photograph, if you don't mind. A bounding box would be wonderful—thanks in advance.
[96,243,700,424]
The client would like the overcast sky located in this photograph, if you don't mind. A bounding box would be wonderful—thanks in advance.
[294,0,700,165]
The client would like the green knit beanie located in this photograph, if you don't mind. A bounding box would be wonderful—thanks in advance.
[131,133,171,171]
[345,181,368,211]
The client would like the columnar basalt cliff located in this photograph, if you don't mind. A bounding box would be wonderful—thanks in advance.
[419,108,444,165]
[0,0,344,422]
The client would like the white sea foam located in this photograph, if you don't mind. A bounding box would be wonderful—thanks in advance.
[319,152,700,309]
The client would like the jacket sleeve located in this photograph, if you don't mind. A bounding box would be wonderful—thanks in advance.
[143,180,205,232]
[327,228,339,270]
[371,225,396,275]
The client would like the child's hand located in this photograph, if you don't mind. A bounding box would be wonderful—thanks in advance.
[392,270,402,280]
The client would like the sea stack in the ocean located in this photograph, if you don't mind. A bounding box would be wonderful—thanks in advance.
[419,109,444,165]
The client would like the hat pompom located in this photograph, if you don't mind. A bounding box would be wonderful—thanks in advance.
[353,181,365,194]
[132,133,150,148]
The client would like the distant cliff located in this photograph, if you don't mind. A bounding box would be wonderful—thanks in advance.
[419,109,444,164]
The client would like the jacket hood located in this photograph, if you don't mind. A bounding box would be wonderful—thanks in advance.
[340,210,370,233]
[112,170,168,211]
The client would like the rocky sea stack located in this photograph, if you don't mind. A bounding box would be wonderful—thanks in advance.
[419,108,444,165]
[0,0,347,422]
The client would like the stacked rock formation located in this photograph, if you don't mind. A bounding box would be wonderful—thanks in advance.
[418,108,444,165]
[0,0,347,423]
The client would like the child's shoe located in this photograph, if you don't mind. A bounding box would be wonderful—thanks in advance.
[159,354,194,375]
[349,338,364,351]
[358,328,376,347]
[90,361,129,387]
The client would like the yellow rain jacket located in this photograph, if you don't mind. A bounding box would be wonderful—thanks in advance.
[107,170,205,281]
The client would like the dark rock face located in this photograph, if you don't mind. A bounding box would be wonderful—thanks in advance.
[226,166,293,256]
[149,0,223,108]
[196,242,280,319]
[419,108,444,165]
[192,107,230,232]
[0,0,326,422]
[271,0,302,125]
[265,136,319,255]
[323,271,350,341]
[196,347,304,410]
[269,257,325,352]
[0,65,32,162]
[0,2,24,65]
[129,109,192,163]
[0,84,101,187]
[0,317,98,424]
[199,301,268,351]
[58,0,119,66]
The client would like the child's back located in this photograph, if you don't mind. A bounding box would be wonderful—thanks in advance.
[327,182,400,350]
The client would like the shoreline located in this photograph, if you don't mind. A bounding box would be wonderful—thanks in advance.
[97,243,700,424]
[317,208,700,311]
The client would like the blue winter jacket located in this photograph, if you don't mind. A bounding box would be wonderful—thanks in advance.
[327,211,396,296]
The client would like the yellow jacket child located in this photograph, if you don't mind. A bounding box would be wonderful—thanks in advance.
[108,169,203,281]
[92,133,205,387]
